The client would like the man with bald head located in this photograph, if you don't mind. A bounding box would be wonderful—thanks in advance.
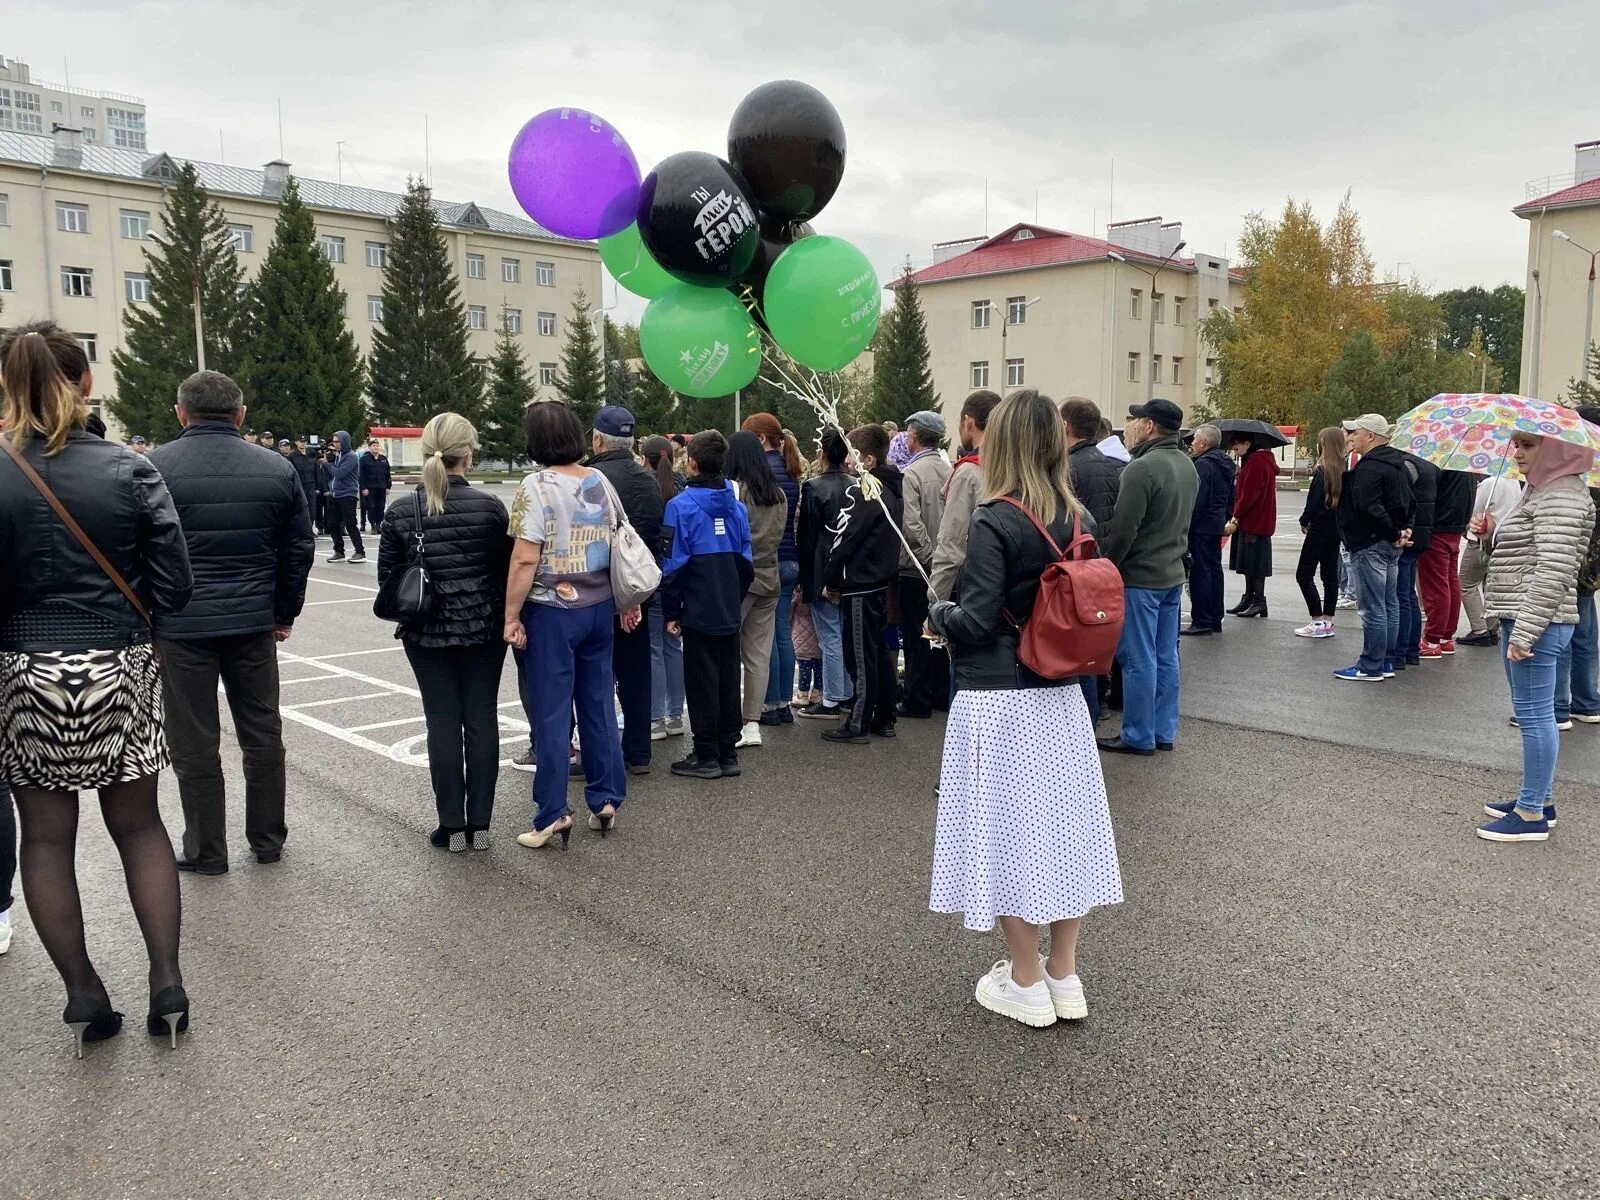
[1183,423,1236,636]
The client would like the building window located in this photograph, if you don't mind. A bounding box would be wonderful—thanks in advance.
[82,106,96,120]
[51,101,63,114]
[111,126,145,149]
[119,209,150,239]
[501,257,520,283]
[82,128,96,143]
[0,193,10,225]
[466,253,485,279]
[364,296,383,323]
[1006,296,1029,326]
[539,362,558,386]
[57,202,90,234]
[125,272,150,303]
[227,224,254,253]
[108,107,146,151]
[537,311,557,337]
[1006,358,1025,388]
[1172,356,1183,385]
[76,334,98,364]
[365,242,387,269]
[15,91,38,112]
[1204,357,1216,386]
[0,260,13,292]
[1127,352,1140,382]
[1173,296,1184,325]
[536,261,555,287]
[1152,293,1164,323]
[1208,297,1220,311]
[17,111,43,133]
[970,360,989,388]
[61,266,94,298]
[468,305,487,331]
[971,299,991,329]
[319,235,345,264]
[504,308,523,334]
[1129,288,1142,320]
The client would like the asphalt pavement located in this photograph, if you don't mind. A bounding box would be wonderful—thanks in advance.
[3,524,1599,1200]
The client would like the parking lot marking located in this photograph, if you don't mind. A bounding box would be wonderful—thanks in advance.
[305,646,407,661]
[305,574,380,593]
[304,598,371,606]
[347,715,428,733]
[285,690,396,710]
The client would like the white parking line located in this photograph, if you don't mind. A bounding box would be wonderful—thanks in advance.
[286,690,396,710]
[303,598,371,606]
[305,646,406,661]
[305,575,380,593]
[347,715,427,733]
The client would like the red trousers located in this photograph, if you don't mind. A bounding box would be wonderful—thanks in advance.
[1418,533,1463,643]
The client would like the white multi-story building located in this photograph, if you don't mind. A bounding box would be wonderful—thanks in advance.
[0,55,147,151]
[1515,139,1600,399]
[0,127,601,435]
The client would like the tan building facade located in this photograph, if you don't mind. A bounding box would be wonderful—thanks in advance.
[1516,140,1600,399]
[899,219,1245,428]
[0,128,600,436]
[0,56,147,151]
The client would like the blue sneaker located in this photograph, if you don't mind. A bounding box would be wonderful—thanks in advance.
[1484,800,1557,828]
[1333,666,1384,682]
[1382,660,1397,678]
[1476,811,1551,842]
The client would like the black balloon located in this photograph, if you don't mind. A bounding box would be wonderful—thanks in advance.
[637,151,761,288]
[728,80,847,222]
[735,217,814,328]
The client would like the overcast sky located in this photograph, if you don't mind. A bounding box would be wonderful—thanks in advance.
[12,1,1594,319]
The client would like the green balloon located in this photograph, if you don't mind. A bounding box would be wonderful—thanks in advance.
[600,223,676,300]
[640,286,761,399]
[763,236,881,372]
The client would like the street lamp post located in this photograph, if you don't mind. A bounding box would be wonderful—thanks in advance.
[147,231,205,372]
[999,296,1043,393]
[1554,230,1598,387]
[1107,240,1188,402]
[1467,345,1488,393]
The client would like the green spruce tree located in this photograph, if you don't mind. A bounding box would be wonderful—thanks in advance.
[483,315,535,468]
[1303,330,1399,441]
[368,178,481,425]
[1567,343,1600,408]
[109,163,248,441]
[555,286,605,428]
[867,259,937,424]
[242,177,366,440]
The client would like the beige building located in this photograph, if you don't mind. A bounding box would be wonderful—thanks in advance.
[0,55,147,150]
[0,127,600,435]
[1516,139,1600,398]
[898,218,1246,427]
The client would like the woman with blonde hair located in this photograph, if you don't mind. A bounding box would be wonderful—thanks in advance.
[0,321,193,1055]
[378,412,511,852]
[927,388,1123,1028]
[1294,427,1347,639]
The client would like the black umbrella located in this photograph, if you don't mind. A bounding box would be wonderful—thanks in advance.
[1216,418,1290,450]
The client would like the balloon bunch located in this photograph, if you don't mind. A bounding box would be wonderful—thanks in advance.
[507,81,880,401]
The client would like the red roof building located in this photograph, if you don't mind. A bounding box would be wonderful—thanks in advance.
[1512,139,1600,398]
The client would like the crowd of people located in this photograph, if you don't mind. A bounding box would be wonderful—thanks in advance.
[2,313,1597,1046]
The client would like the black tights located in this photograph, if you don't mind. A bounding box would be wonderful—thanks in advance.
[14,774,182,1001]
[1237,574,1266,604]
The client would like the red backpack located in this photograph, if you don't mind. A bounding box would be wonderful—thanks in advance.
[997,498,1125,679]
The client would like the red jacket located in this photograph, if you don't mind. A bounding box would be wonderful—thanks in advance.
[1231,448,1279,537]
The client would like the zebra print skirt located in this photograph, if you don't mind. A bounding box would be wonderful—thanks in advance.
[0,644,168,791]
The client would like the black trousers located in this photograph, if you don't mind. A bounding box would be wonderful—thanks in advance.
[404,640,506,830]
[330,495,364,556]
[614,600,653,767]
[158,632,287,867]
[0,782,13,915]
[897,573,947,712]
[364,489,388,531]
[841,590,896,736]
[682,628,741,761]
[1296,528,1341,617]
[1188,528,1225,631]
[315,493,329,533]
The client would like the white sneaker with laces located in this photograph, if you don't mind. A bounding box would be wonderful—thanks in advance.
[1037,959,1088,1020]
[0,909,11,956]
[735,721,762,748]
[973,960,1057,1027]
[1294,621,1322,638]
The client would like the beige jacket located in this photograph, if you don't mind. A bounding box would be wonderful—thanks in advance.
[899,451,952,576]
[736,485,786,599]
[928,458,982,602]
[1482,474,1596,650]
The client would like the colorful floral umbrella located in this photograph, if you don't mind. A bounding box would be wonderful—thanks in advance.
[1388,393,1600,486]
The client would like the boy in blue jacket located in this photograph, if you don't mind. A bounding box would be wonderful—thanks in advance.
[660,431,754,779]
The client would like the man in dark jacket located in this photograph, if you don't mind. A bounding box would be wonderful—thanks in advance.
[585,405,664,772]
[1059,397,1124,531]
[1395,449,1440,665]
[359,439,392,532]
[1420,468,1473,655]
[284,439,319,527]
[1183,423,1237,635]
[149,371,314,873]
[1334,414,1415,682]
[795,428,854,719]
[325,430,364,562]
[822,424,905,744]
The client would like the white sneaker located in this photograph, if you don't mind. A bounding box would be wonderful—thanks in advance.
[973,960,1057,1027]
[735,721,762,748]
[650,719,669,742]
[1038,959,1088,1020]
[1337,596,1358,610]
[1293,621,1322,638]
[1574,713,1600,724]
[0,910,11,956]
[510,748,536,773]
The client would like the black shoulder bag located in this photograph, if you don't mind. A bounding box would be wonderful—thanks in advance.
[373,487,438,625]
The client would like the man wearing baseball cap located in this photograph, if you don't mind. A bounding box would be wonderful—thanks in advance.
[584,405,663,773]
[130,435,150,454]
[1333,413,1415,682]
[1098,398,1199,755]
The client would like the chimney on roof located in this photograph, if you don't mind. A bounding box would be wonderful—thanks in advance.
[263,159,290,198]
[1577,140,1600,186]
[51,124,83,168]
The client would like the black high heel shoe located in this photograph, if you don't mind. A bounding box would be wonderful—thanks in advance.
[64,992,123,1059]
[1237,598,1269,619]
[1227,595,1254,615]
[147,984,190,1049]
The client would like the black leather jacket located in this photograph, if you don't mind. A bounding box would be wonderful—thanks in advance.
[0,430,192,651]
[797,468,851,602]
[377,478,512,647]
[930,496,1096,691]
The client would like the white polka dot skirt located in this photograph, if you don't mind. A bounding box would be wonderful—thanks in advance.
[929,685,1124,932]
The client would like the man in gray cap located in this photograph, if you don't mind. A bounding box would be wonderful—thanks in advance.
[897,409,953,717]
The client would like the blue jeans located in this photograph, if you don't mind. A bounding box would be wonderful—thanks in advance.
[766,558,801,706]
[810,595,851,705]
[524,600,625,830]
[1558,593,1599,719]
[1350,543,1402,674]
[1116,584,1182,750]
[648,601,684,721]
[1501,620,1574,816]
[1397,549,1423,660]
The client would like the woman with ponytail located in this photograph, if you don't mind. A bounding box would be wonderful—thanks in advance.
[0,321,194,1056]
[377,413,512,852]
[642,435,686,738]
[741,413,804,722]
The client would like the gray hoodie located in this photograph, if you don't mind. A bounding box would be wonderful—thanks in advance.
[327,430,360,498]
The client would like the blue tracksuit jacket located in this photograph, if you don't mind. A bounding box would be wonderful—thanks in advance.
[659,476,754,635]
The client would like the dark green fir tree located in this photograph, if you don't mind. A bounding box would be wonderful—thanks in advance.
[867,259,937,424]
[483,314,535,467]
[555,286,605,429]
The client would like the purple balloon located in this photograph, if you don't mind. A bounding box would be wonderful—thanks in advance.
[508,108,641,241]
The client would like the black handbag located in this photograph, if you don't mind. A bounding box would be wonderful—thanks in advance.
[373,488,438,625]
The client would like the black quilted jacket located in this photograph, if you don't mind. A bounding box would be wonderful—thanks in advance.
[377,477,511,647]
